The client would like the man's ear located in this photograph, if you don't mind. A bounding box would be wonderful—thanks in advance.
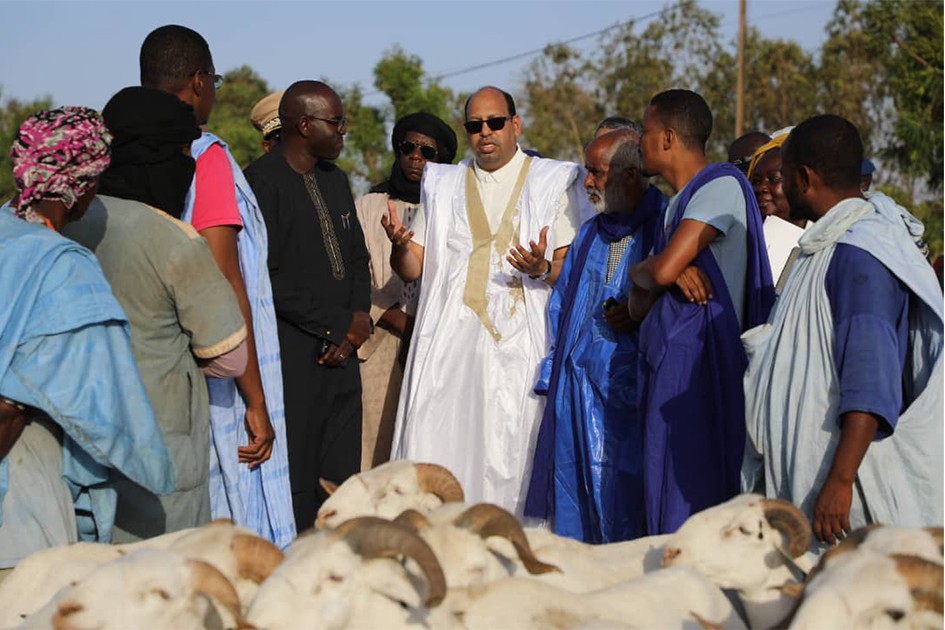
[512,114,523,138]
[662,128,674,151]
[192,73,207,98]
[797,163,815,193]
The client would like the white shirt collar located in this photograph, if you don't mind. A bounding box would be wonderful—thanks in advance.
[472,146,525,184]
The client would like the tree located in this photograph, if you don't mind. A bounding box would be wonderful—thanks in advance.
[522,44,602,162]
[863,0,944,191]
[338,46,456,192]
[207,65,271,169]
[0,89,54,204]
[816,0,888,157]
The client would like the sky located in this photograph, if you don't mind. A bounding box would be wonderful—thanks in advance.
[0,0,838,112]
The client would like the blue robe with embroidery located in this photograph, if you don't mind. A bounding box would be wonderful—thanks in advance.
[638,164,774,535]
[525,186,664,542]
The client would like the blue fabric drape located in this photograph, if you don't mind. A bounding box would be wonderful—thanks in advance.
[525,186,664,543]
[638,164,774,535]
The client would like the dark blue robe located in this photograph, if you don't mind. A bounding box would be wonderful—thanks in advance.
[638,163,774,535]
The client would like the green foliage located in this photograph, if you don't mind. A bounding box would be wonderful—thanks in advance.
[0,88,54,204]
[207,65,271,169]
[864,0,944,190]
[876,183,944,258]
[338,46,456,192]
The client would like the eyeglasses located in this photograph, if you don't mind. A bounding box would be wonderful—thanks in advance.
[399,140,438,160]
[463,116,512,134]
[193,70,224,89]
[305,115,348,133]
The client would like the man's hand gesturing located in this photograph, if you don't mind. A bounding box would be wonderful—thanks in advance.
[381,200,414,249]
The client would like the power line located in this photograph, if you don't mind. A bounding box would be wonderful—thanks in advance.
[360,7,666,98]
[359,1,833,99]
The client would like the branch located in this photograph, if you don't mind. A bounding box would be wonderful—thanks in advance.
[891,34,933,71]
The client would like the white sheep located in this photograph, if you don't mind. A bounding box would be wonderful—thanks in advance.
[660,494,813,628]
[0,519,282,624]
[790,548,943,629]
[315,461,465,529]
[245,516,448,629]
[439,567,745,629]
[16,548,243,629]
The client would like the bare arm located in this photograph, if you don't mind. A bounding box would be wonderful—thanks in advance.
[813,411,880,545]
[381,201,424,282]
[201,225,274,466]
[630,219,720,291]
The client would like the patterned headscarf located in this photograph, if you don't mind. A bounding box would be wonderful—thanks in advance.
[9,106,112,222]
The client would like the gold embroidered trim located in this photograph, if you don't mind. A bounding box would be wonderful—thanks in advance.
[303,171,346,281]
[462,157,532,343]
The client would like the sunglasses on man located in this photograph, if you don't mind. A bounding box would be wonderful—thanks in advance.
[463,116,512,135]
[399,140,438,160]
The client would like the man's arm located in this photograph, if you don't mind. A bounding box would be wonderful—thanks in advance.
[813,411,879,545]
[382,202,425,282]
[629,219,719,291]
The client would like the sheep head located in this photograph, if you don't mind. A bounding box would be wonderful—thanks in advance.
[246,517,446,628]
[661,494,810,591]
[315,461,464,529]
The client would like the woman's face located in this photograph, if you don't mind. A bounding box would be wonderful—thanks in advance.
[750,150,791,221]
[398,131,439,183]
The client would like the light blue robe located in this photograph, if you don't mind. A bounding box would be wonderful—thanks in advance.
[0,207,175,544]
[183,133,296,548]
[743,193,943,545]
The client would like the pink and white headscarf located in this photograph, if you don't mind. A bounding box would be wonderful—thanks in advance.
[9,106,112,222]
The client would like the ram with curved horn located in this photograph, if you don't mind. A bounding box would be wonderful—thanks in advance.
[315,460,466,530]
[246,516,449,628]
[659,494,813,628]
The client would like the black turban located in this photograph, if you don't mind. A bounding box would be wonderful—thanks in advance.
[98,86,201,218]
[371,112,458,204]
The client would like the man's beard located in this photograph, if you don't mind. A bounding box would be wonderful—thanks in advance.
[588,188,607,213]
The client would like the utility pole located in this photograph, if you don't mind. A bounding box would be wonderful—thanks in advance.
[736,0,746,137]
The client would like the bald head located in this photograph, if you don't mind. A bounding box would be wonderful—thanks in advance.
[464,86,516,119]
[584,128,646,214]
[280,80,340,131]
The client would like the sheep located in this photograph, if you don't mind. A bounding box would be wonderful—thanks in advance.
[315,461,465,529]
[245,516,448,629]
[438,567,746,629]
[0,519,282,625]
[789,548,944,629]
[392,503,560,588]
[16,548,244,629]
[660,494,813,629]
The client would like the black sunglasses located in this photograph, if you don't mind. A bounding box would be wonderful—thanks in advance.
[399,140,438,160]
[463,116,511,134]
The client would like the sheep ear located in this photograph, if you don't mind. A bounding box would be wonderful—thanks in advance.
[319,478,339,495]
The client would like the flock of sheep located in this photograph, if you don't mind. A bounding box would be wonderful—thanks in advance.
[1,460,941,629]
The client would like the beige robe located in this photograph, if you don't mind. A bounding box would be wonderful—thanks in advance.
[354,193,420,470]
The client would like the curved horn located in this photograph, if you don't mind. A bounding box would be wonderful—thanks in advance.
[394,509,431,533]
[891,554,945,615]
[335,517,447,608]
[414,463,465,503]
[763,499,811,558]
[188,559,243,621]
[452,504,560,575]
[231,534,285,583]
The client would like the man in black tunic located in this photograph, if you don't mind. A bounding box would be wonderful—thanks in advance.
[244,81,372,530]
